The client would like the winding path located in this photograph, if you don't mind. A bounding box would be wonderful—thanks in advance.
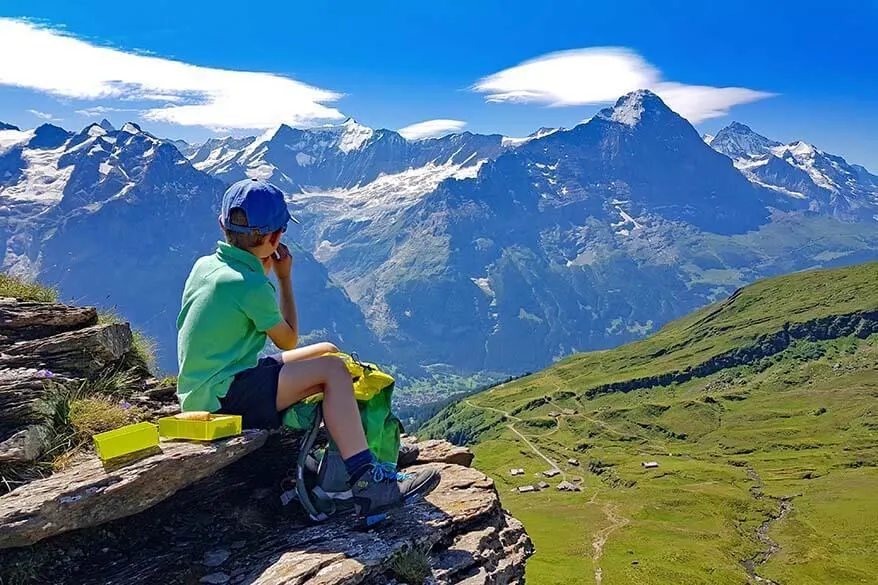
[591,500,630,585]
[464,399,563,476]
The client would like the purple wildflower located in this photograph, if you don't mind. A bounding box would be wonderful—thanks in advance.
[36,369,55,379]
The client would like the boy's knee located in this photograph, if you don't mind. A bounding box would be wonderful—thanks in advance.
[323,355,349,380]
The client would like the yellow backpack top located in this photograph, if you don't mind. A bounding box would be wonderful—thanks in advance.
[301,352,394,404]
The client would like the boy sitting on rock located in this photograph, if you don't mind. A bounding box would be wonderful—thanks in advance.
[176,178,438,525]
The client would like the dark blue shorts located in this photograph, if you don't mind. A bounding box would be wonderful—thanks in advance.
[218,357,283,430]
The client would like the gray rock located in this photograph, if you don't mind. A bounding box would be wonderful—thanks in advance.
[0,323,132,377]
[0,298,97,341]
[403,437,474,467]
[244,463,532,585]
[0,425,50,463]
[200,572,230,584]
[203,549,231,568]
[0,431,268,549]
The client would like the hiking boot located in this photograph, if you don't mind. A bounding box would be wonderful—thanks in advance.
[397,442,420,468]
[352,464,441,528]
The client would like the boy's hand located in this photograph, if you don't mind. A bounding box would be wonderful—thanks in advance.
[260,255,275,276]
[273,243,293,280]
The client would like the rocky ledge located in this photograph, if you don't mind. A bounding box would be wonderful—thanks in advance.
[1,433,531,585]
[0,297,532,584]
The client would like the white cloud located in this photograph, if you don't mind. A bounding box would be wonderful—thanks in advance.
[27,109,57,120]
[0,18,346,130]
[472,47,774,123]
[75,106,131,117]
[398,119,467,140]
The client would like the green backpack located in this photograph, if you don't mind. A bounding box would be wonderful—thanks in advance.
[280,353,402,465]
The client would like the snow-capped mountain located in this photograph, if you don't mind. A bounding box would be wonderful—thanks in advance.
[708,121,781,158]
[710,122,878,219]
[0,121,383,371]
[287,90,878,371]
[2,90,878,378]
[188,118,505,193]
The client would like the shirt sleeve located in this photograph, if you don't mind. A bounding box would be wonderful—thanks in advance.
[240,280,284,332]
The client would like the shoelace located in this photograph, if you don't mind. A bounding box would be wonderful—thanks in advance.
[372,462,415,482]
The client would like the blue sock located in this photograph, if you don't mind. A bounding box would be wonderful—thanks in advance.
[344,449,376,481]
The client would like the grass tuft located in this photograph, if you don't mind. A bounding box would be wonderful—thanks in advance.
[158,376,178,388]
[390,544,432,585]
[130,331,158,373]
[0,273,57,303]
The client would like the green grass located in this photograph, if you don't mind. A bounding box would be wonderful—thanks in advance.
[471,262,878,414]
[422,262,878,585]
[0,273,56,302]
[389,544,432,585]
[461,339,878,585]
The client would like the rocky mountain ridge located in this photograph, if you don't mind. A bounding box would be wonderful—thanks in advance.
[3,90,878,382]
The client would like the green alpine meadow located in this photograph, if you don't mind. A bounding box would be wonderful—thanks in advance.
[421,261,878,585]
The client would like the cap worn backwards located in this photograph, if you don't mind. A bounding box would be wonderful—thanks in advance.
[221,178,299,235]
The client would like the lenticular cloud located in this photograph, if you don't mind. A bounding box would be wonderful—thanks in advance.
[473,47,774,123]
[0,18,346,130]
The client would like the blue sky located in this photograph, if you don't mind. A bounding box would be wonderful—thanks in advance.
[1,0,877,168]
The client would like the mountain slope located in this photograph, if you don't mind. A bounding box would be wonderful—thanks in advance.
[421,262,878,584]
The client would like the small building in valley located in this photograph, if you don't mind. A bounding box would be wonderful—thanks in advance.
[509,468,525,476]
[516,485,536,494]
[542,469,561,478]
[642,461,659,469]
[536,481,550,490]
[568,458,580,466]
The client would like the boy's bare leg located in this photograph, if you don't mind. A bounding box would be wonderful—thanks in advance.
[275,355,367,459]
[271,342,339,364]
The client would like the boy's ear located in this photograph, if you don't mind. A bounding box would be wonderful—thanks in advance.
[217,214,225,232]
[268,231,282,246]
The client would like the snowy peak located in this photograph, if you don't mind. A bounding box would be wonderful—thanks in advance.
[595,89,673,127]
[121,122,142,135]
[336,118,374,153]
[778,141,817,158]
[0,122,20,131]
[711,122,781,159]
[709,123,878,216]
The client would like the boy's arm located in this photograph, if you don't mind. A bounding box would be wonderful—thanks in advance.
[266,244,299,350]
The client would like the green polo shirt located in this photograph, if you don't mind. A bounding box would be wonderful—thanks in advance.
[176,242,284,412]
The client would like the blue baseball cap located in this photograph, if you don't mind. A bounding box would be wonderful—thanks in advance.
[221,178,298,235]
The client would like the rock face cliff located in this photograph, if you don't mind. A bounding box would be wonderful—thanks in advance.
[0,297,532,585]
